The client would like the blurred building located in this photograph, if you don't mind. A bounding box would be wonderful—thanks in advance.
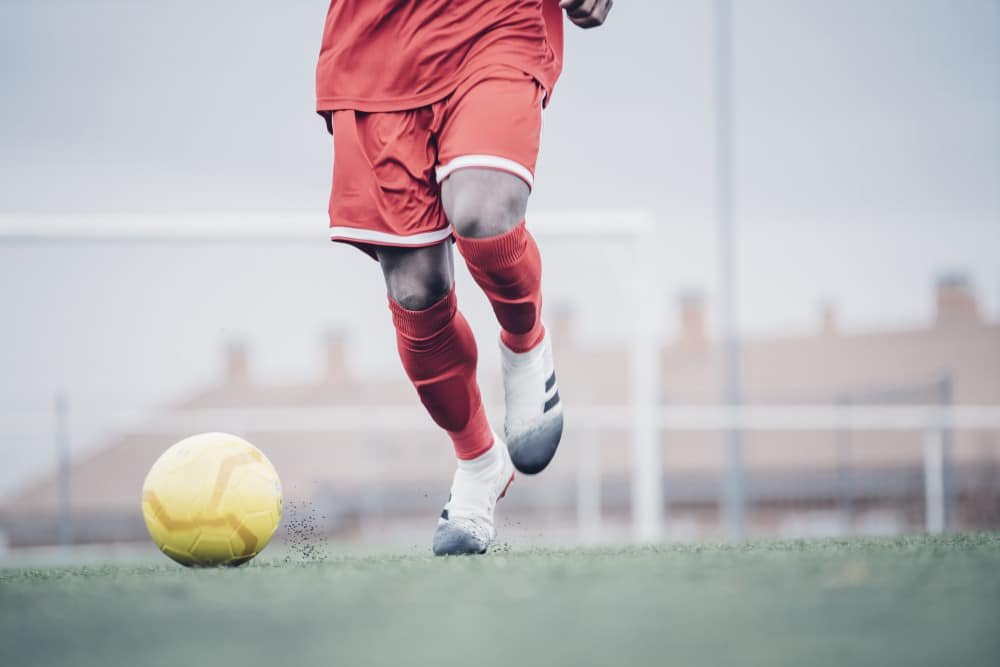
[1,277,998,546]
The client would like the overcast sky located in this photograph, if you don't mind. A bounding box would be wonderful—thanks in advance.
[0,0,998,496]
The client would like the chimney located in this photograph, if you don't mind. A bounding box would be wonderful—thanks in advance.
[934,273,979,326]
[678,290,708,349]
[224,339,250,385]
[819,300,838,336]
[323,331,349,383]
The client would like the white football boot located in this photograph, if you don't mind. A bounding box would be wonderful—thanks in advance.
[500,328,563,474]
[432,434,515,556]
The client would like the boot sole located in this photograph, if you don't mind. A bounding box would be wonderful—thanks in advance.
[433,472,514,556]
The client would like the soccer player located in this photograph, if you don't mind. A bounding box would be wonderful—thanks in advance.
[316,0,613,555]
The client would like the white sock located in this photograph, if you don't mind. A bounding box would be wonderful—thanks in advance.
[457,438,498,475]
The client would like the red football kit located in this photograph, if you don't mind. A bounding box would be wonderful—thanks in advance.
[316,0,564,250]
[316,1,562,469]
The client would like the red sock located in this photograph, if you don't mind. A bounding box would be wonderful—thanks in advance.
[388,288,493,460]
[455,220,545,353]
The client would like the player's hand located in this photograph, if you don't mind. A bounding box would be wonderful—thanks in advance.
[560,0,613,29]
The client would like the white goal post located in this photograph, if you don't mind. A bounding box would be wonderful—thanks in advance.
[0,209,667,543]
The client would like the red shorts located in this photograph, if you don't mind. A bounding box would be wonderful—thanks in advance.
[327,67,544,254]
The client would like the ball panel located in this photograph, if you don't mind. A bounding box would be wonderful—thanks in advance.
[141,490,202,554]
[189,531,236,566]
[227,466,282,521]
[161,544,197,567]
[237,509,281,555]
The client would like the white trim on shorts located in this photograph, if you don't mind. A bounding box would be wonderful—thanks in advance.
[435,155,534,189]
[329,225,453,246]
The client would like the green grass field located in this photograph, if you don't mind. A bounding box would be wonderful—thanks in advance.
[2,534,998,667]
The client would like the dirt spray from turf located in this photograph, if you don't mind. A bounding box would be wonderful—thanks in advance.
[281,499,329,563]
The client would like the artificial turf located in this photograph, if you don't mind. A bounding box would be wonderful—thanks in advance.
[2,534,998,667]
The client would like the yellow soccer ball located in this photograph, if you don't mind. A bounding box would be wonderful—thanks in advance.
[141,433,282,567]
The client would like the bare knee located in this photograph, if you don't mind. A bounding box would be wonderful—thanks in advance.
[386,271,452,310]
[377,243,455,311]
[442,169,530,239]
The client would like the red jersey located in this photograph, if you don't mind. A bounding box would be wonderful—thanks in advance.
[316,0,564,113]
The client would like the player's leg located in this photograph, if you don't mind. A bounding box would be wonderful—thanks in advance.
[327,105,514,555]
[436,71,563,475]
[375,241,514,555]
[441,167,563,475]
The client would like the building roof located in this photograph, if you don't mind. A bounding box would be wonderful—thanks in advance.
[3,280,998,517]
